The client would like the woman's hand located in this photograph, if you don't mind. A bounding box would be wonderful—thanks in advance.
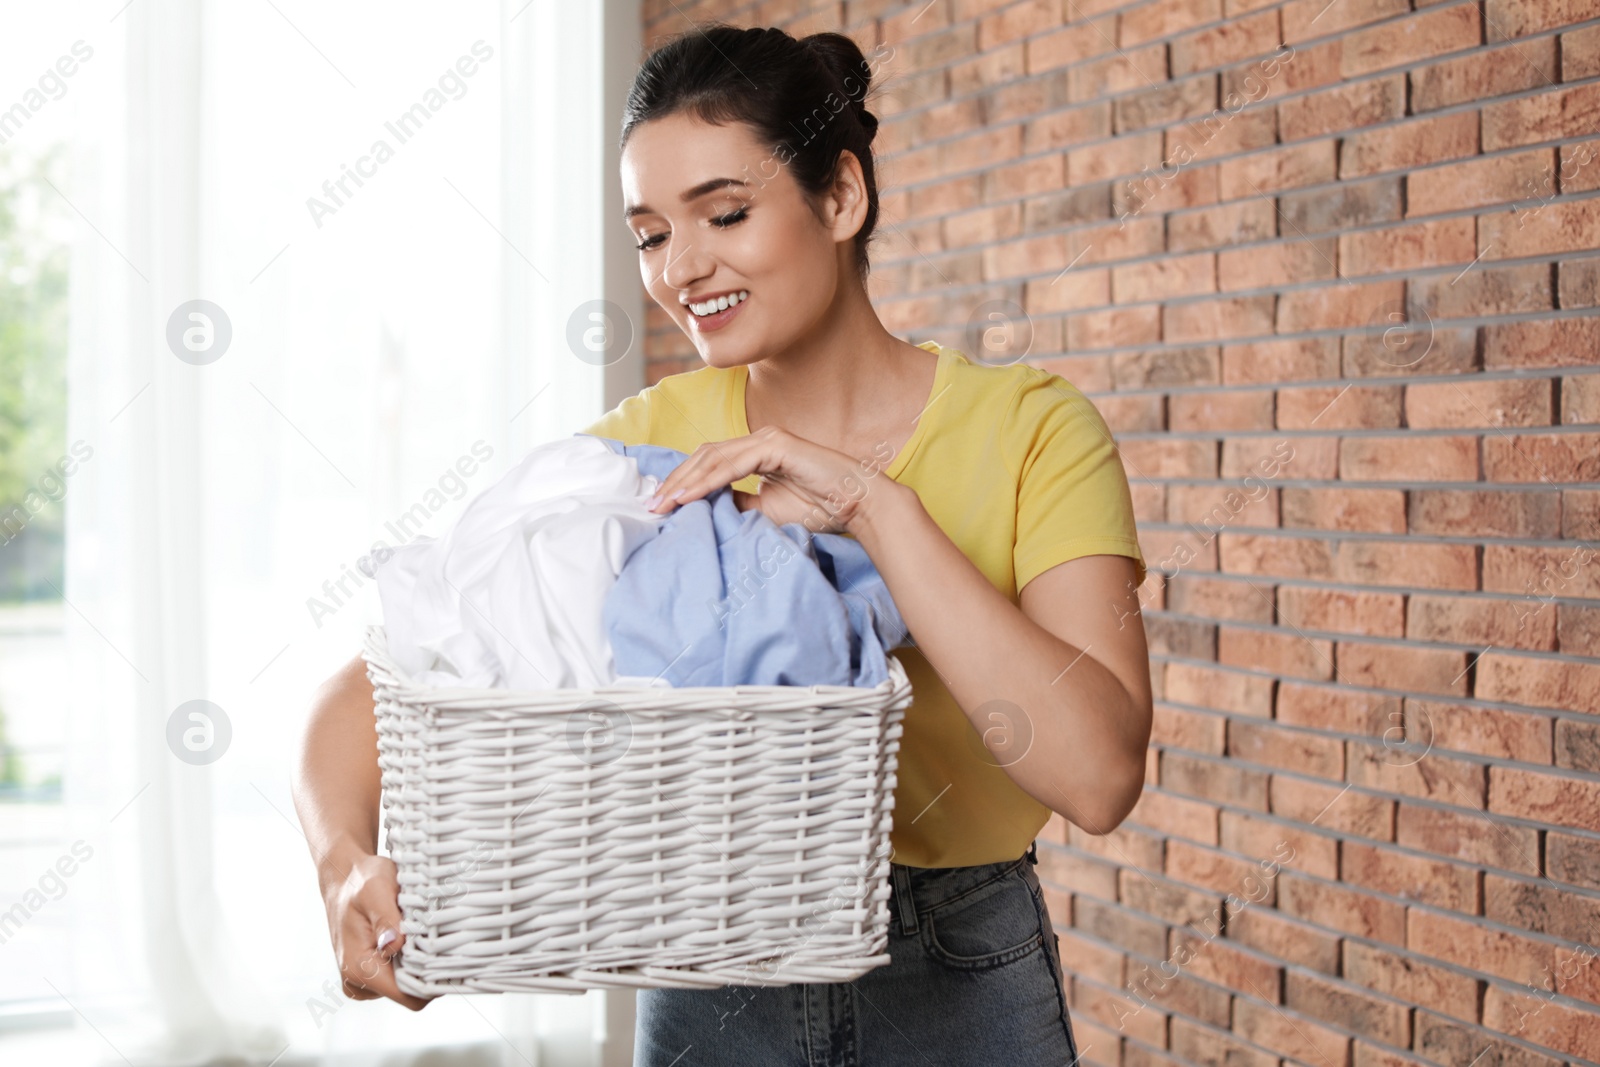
[646,425,898,534]
[321,851,434,1012]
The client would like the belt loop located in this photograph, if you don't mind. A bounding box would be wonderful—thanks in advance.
[1025,840,1039,866]
[891,864,918,935]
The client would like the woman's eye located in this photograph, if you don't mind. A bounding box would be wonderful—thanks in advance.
[636,207,745,252]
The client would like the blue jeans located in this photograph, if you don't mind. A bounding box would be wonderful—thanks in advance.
[632,843,1081,1066]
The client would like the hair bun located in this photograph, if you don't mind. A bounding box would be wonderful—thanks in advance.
[856,106,879,141]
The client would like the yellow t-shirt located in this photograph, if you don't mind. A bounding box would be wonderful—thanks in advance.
[581,340,1146,867]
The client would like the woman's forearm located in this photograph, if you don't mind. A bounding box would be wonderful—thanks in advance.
[292,653,384,900]
[851,480,1148,830]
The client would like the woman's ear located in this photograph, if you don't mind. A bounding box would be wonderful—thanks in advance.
[825,150,870,244]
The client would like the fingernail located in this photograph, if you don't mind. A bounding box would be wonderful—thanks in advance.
[667,488,685,501]
[377,928,396,951]
[645,493,662,510]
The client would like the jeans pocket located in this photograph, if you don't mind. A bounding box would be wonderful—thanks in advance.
[921,865,1044,971]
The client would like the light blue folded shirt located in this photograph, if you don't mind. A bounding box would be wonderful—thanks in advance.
[583,435,910,688]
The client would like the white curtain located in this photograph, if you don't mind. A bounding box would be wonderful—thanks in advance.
[49,0,643,1063]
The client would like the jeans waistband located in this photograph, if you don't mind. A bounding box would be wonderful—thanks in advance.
[890,840,1038,935]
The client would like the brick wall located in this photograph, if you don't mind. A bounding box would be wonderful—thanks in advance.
[640,1,1600,1065]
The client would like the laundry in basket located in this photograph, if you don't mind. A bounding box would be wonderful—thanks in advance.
[363,433,914,995]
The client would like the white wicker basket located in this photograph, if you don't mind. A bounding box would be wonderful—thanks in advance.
[361,624,912,996]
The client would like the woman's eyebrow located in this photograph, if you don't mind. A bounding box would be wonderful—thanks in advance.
[624,177,749,222]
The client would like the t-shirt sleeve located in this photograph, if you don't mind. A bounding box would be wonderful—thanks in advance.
[578,387,655,445]
[1005,371,1147,593]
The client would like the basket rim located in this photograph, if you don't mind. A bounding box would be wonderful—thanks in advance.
[362,623,914,710]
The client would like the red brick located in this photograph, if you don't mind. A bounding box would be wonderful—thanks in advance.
[1408,907,1556,988]
[1169,200,1278,252]
[1164,295,1276,341]
[1222,337,1341,382]
[1165,838,1274,899]
[977,0,1062,49]
[1487,430,1600,483]
[1110,346,1217,390]
[1277,383,1403,429]
[1119,0,1223,47]
[1067,306,1163,350]
[1346,738,1487,808]
[1276,280,1405,332]
[1417,38,1557,115]
[1483,82,1600,151]
[1396,803,1542,874]
[1167,481,1278,529]
[1171,927,1285,997]
[1115,75,1219,134]
[1075,131,1164,183]
[1070,45,1169,102]
[1564,373,1600,424]
[1272,776,1395,839]
[1231,995,1352,1064]
[1414,492,1561,543]
[1218,139,1338,199]
[1339,435,1479,481]
[1405,378,1555,429]
[1125,869,1225,931]
[1405,699,1553,764]
[1057,928,1126,986]
[1217,237,1337,291]
[1170,388,1276,431]
[1070,822,1168,870]
[1226,904,1342,973]
[1171,10,1280,76]
[1165,574,1275,623]
[1406,148,1557,216]
[1482,198,1600,260]
[1164,663,1275,720]
[1485,0,1598,39]
[1333,540,1479,592]
[1221,434,1339,480]
[1406,591,1559,650]
[1281,0,1407,44]
[1111,254,1217,303]
[1220,809,1340,879]
[1344,324,1478,378]
[1483,544,1600,599]
[1071,974,1170,1046]
[1549,830,1600,890]
[1342,841,1480,912]
[1218,619,1335,678]
[1409,262,1553,319]
[1486,872,1600,944]
[1279,871,1407,944]
[1484,317,1600,370]
[1025,16,1117,73]
[1341,3,1481,77]
[1489,766,1600,833]
[1165,107,1278,164]
[1229,720,1344,778]
[1339,217,1477,277]
[1278,582,1406,631]
[1281,175,1402,231]
[1278,76,1405,141]
[1285,970,1411,1046]
[1482,983,1600,1062]
[1169,1018,1278,1067]
[1566,24,1600,80]
[1126,788,1222,845]
[1561,601,1600,659]
[1278,681,1397,736]
[1162,751,1273,810]
[1040,842,1123,899]
[1343,941,1479,1022]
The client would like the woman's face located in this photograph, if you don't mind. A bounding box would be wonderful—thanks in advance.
[621,111,860,370]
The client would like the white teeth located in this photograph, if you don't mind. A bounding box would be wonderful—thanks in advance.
[690,290,748,317]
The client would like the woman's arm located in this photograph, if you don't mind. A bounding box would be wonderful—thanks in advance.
[854,481,1153,834]
[291,653,432,1010]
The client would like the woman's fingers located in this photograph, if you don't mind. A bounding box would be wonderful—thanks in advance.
[648,433,780,513]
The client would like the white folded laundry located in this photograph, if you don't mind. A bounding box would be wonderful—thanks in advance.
[373,434,664,690]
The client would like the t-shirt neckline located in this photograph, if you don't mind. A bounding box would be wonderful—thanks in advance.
[730,340,953,481]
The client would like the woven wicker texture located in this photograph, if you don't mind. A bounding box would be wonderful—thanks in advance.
[362,624,911,995]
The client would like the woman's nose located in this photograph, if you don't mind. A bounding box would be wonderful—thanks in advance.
[660,236,713,293]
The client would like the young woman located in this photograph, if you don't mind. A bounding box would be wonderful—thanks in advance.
[293,23,1151,1066]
